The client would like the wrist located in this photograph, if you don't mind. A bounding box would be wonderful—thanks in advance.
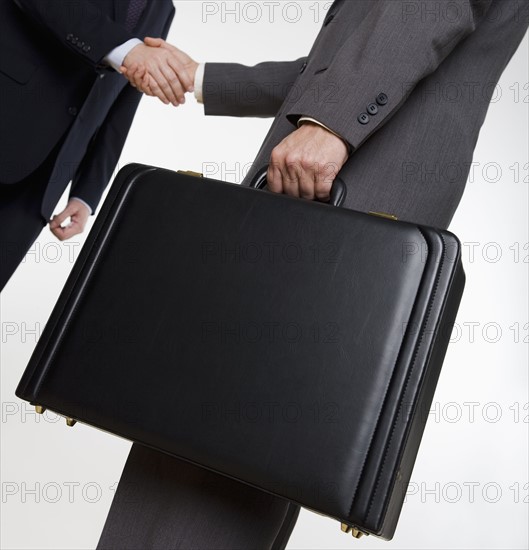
[70,197,92,216]
[122,42,145,68]
[194,62,206,102]
[299,121,349,159]
[105,38,143,72]
[190,60,199,87]
[298,117,352,156]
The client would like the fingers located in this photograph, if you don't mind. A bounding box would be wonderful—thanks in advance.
[279,161,320,200]
[268,124,347,201]
[142,75,169,103]
[123,39,196,104]
[318,162,339,201]
[122,64,147,90]
[49,205,75,231]
[166,56,194,93]
[50,220,83,241]
[145,37,179,55]
[269,149,306,199]
[49,213,74,240]
[267,163,283,195]
[49,200,89,241]
[139,56,187,105]
[147,67,177,105]
[144,37,195,93]
[299,161,318,201]
[127,66,155,96]
[283,161,302,198]
[134,66,189,104]
[158,63,187,104]
[142,73,155,96]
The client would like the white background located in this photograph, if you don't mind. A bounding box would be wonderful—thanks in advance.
[1,2,528,549]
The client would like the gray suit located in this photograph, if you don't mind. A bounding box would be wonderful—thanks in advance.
[98,1,528,548]
[203,0,528,229]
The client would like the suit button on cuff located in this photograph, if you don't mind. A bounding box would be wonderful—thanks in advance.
[376,93,388,106]
[367,103,379,115]
[68,107,78,116]
[358,113,370,125]
[83,45,91,52]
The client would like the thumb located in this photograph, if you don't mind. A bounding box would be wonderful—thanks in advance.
[144,36,164,47]
[49,205,74,229]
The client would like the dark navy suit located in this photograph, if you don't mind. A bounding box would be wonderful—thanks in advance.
[0,0,175,290]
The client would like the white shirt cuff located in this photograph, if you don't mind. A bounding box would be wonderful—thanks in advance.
[194,63,206,104]
[298,116,352,155]
[70,197,93,215]
[104,38,143,73]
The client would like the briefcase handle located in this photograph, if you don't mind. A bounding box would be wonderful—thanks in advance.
[249,166,347,208]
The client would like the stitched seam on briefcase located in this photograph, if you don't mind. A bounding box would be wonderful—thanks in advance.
[344,226,431,520]
[16,166,147,399]
[32,168,156,396]
[363,231,446,524]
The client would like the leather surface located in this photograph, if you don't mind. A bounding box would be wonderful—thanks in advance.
[16,165,465,538]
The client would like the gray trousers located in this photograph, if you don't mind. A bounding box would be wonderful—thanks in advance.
[97,444,300,550]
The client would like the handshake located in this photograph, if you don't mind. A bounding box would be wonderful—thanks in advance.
[119,37,350,205]
[121,37,199,107]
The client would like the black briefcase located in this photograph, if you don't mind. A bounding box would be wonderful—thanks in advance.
[16,164,465,540]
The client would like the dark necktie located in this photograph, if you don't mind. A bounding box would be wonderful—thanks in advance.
[125,0,147,31]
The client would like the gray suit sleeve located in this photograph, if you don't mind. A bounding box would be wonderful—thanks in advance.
[285,0,493,150]
[203,58,307,118]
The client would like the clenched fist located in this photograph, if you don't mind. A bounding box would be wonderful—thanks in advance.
[267,122,350,201]
[49,198,90,241]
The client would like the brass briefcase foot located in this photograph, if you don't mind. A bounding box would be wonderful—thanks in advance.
[351,528,364,539]
[35,405,46,414]
[65,417,77,427]
[340,523,367,539]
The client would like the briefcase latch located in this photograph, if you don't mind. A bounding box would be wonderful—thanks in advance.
[368,211,398,221]
[177,170,204,178]
[341,523,368,539]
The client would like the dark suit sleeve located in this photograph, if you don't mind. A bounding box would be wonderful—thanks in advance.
[11,0,133,66]
[202,58,307,118]
[68,84,142,211]
[68,2,175,213]
[284,0,493,150]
